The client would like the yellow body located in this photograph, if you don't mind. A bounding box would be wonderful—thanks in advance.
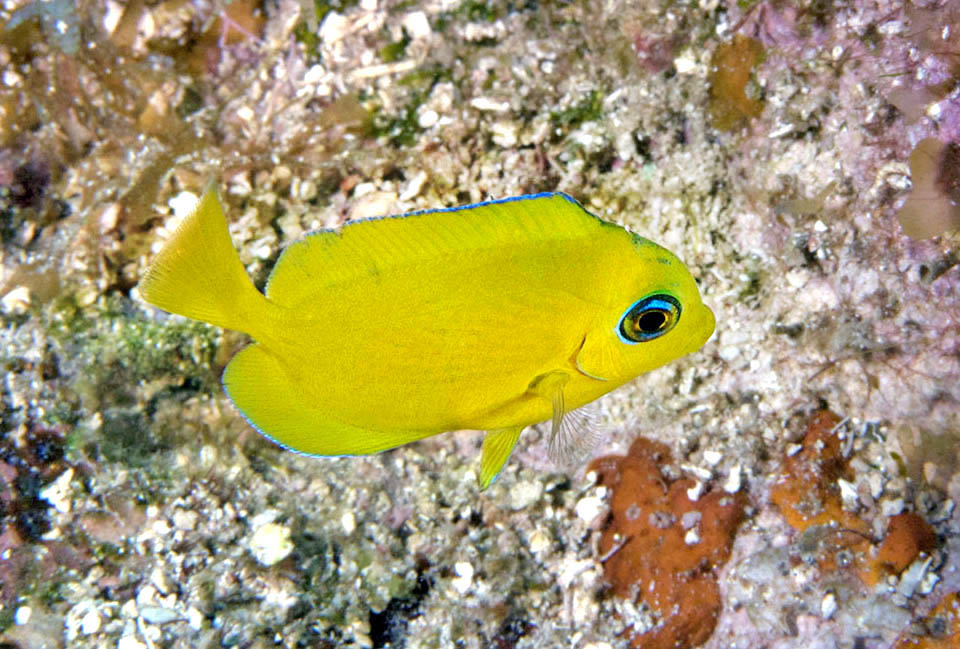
[139,186,714,488]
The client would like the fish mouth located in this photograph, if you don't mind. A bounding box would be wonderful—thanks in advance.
[690,303,716,350]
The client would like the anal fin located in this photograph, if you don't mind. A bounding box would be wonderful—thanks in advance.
[223,344,437,456]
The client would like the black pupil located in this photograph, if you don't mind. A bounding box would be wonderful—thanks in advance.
[637,310,668,332]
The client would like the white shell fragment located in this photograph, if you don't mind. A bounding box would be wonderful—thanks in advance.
[249,522,294,566]
[723,464,742,494]
[575,495,606,523]
[452,561,474,594]
[821,592,837,619]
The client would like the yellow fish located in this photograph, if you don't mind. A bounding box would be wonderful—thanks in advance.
[139,185,715,488]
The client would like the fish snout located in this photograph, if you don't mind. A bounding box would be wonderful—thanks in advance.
[687,303,716,352]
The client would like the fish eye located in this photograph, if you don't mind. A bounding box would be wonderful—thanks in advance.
[617,294,681,344]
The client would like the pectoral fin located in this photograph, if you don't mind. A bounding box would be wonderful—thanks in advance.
[479,427,524,489]
[529,369,604,468]
[528,370,570,439]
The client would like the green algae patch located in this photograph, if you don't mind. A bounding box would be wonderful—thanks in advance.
[380,29,411,62]
[551,89,605,131]
[46,294,221,404]
[39,293,221,467]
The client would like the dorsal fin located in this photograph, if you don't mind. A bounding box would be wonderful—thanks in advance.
[265,193,605,305]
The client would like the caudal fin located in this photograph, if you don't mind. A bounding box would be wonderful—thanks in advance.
[138,184,271,336]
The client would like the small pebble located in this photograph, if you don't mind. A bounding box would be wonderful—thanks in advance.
[304,64,326,84]
[187,607,205,631]
[402,11,431,39]
[491,121,518,148]
[168,191,199,220]
[681,511,702,529]
[417,109,439,129]
[1,286,31,315]
[139,605,182,625]
[821,592,837,619]
[575,496,605,523]
[718,345,740,361]
[172,509,198,531]
[723,464,742,494]
[898,557,932,598]
[14,606,31,625]
[100,202,121,231]
[837,478,858,510]
[235,106,255,124]
[319,12,351,44]
[120,600,138,619]
[249,522,294,566]
[509,481,543,510]
[452,561,474,594]
[881,498,905,517]
[919,568,940,595]
[703,450,723,466]
[470,97,509,112]
[399,170,427,201]
[117,635,147,649]
[80,608,101,635]
[348,191,398,221]
[673,53,697,74]
[39,468,74,513]
[150,567,173,595]
[528,529,551,554]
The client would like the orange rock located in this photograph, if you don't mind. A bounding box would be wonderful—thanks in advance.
[771,411,941,587]
[589,437,745,649]
[769,410,868,535]
[865,512,939,586]
[893,592,960,649]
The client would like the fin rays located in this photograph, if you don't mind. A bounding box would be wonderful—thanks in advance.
[548,403,605,468]
[530,369,607,470]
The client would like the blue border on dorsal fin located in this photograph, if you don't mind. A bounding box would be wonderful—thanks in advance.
[331,191,584,233]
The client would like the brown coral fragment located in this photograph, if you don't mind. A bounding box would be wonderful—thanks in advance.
[708,34,765,131]
[769,410,869,534]
[898,138,960,239]
[590,437,745,649]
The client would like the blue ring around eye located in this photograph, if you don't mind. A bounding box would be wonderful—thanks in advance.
[616,294,681,344]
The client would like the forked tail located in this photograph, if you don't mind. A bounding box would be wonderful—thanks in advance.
[138,184,275,337]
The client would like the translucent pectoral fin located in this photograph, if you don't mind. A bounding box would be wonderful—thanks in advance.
[479,427,524,490]
[548,402,604,468]
[529,369,605,468]
[528,370,571,437]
